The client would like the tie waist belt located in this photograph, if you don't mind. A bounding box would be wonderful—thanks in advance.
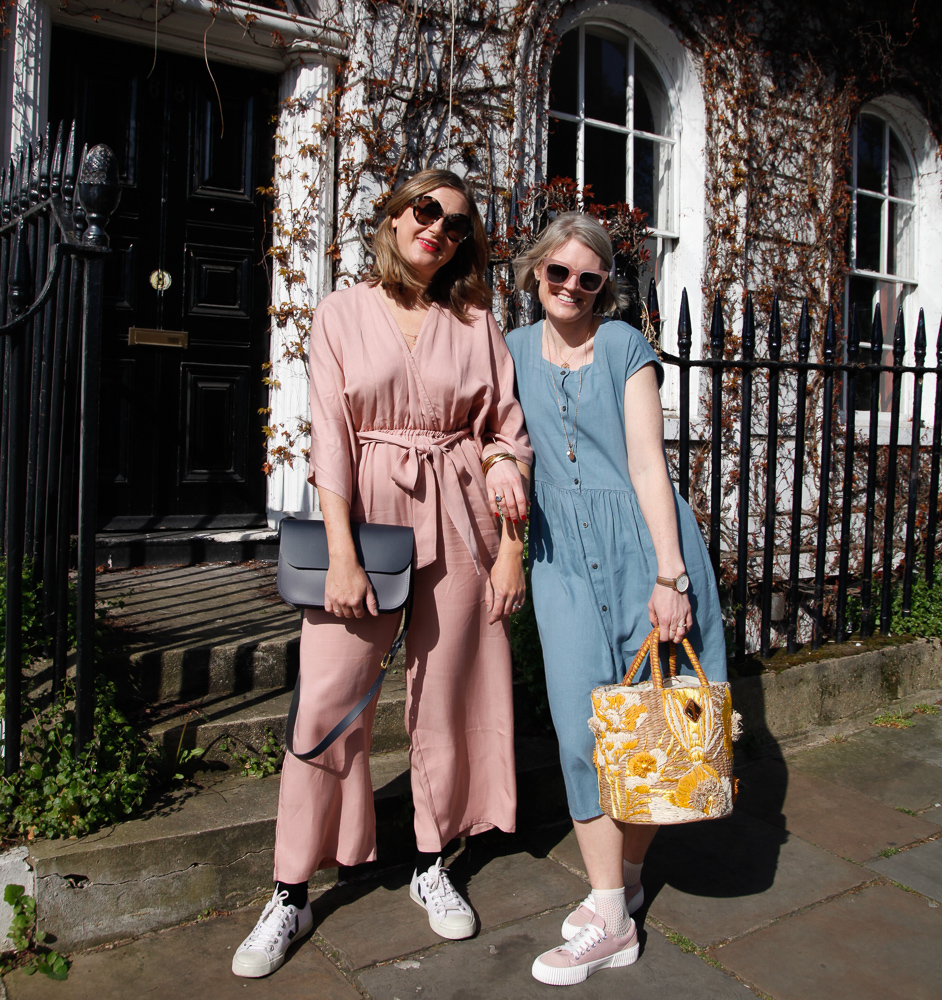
[356,428,482,572]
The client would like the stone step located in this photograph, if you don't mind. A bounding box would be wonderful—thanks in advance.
[96,528,279,570]
[148,673,412,769]
[28,737,567,953]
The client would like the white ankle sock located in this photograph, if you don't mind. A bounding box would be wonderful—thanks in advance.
[592,887,631,936]
[623,859,643,890]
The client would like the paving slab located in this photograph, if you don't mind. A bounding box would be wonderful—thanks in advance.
[735,755,941,861]
[852,710,942,768]
[788,737,942,812]
[641,808,867,946]
[313,839,589,971]
[357,910,747,1000]
[3,905,360,1000]
[712,882,942,1000]
[867,837,942,902]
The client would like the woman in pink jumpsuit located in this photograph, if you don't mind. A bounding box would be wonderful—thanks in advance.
[232,170,532,978]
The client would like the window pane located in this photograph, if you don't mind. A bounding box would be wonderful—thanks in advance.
[549,32,579,116]
[856,114,885,193]
[889,132,914,200]
[633,48,671,136]
[847,275,877,411]
[585,127,626,205]
[546,116,578,183]
[887,200,914,276]
[855,193,882,271]
[584,31,627,126]
[633,137,669,227]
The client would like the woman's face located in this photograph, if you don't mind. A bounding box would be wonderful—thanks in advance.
[392,185,470,286]
[536,237,606,330]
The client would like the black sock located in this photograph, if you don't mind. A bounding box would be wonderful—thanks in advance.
[414,850,440,874]
[275,880,308,909]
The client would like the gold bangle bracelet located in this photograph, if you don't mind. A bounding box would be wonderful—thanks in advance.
[482,452,516,476]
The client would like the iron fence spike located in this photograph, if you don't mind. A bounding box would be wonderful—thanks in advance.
[742,292,755,360]
[823,304,836,362]
[646,277,661,338]
[678,288,691,358]
[915,309,927,367]
[769,293,782,361]
[871,302,884,359]
[893,304,905,364]
[50,121,65,198]
[63,120,77,212]
[797,298,810,361]
[710,292,725,359]
[38,122,52,200]
[28,139,41,205]
[848,304,860,359]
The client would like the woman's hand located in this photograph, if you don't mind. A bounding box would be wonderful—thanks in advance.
[486,459,528,524]
[485,548,526,625]
[324,555,379,618]
[648,584,692,644]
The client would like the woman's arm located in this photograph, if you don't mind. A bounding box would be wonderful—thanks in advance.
[485,462,530,624]
[318,486,379,618]
[624,363,692,643]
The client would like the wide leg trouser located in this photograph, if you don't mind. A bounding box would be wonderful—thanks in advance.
[272,522,516,883]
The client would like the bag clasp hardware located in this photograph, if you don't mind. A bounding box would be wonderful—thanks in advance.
[683,698,702,722]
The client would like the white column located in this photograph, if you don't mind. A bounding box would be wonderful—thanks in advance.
[1,0,51,166]
[266,60,336,525]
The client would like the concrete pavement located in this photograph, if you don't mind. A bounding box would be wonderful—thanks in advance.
[6,703,941,1000]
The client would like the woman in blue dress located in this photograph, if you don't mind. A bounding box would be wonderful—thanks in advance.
[506,213,726,986]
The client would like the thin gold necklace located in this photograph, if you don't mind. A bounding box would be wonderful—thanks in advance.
[550,329,579,369]
[545,321,590,462]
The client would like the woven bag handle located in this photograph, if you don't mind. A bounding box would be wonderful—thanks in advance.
[622,627,710,688]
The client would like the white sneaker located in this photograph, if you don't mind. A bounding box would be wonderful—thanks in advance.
[409,858,476,940]
[231,889,313,978]
[561,884,644,941]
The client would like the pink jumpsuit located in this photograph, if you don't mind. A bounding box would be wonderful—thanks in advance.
[273,282,533,881]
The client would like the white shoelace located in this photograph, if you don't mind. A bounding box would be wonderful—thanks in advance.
[562,921,606,959]
[422,866,467,916]
[242,892,293,951]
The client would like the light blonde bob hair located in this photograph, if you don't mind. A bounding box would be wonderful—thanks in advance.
[513,212,626,316]
[370,169,491,323]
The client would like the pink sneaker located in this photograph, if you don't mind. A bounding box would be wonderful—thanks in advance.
[532,913,640,986]
[560,884,644,941]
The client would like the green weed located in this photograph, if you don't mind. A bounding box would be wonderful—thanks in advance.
[219,727,284,779]
[2,885,69,980]
[872,709,915,729]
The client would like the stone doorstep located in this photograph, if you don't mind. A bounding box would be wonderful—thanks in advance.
[148,673,412,766]
[27,737,565,954]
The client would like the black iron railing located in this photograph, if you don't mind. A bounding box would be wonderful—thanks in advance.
[0,122,119,773]
[654,284,941,663]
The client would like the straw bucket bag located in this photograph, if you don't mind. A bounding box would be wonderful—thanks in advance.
[589,628,741,825]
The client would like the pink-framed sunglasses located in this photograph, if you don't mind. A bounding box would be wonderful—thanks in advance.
[543,259,609,293]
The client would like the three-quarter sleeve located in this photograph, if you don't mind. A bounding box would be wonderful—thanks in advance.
[481,311,534,466]
[307,295,359,504]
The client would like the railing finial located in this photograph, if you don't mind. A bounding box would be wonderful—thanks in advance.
[77,144,121,247]
[893,304,906,365]
[848,304,860,361]
[50,121,65,199]
[914,309,927,368]
[742,292,755,361]
[797,298,811,362]
[709,292,725,359]
[678,287,691,359]
[768,293,782,361]
[823,304,836,363]
[38,122,52,200]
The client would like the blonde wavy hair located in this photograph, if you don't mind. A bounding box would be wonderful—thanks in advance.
[370,169,491,323]
[513,212,627,316]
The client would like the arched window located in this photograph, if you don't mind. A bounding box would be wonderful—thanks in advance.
[546,24,676,310]
[845,111,917,412]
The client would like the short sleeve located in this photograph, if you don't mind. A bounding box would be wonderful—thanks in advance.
[480,312,534,466]
[307,293,359,503]
[624,322,664,387]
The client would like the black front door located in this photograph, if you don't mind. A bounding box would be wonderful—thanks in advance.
[49,29,276,529]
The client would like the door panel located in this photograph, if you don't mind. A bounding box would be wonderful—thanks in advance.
[49,29,275,529]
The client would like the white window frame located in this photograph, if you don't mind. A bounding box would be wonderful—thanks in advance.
[845,109,919,422]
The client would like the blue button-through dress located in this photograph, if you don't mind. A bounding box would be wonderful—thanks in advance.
[506,318,727,820]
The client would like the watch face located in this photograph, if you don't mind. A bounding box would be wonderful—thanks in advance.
[676,572,690,593]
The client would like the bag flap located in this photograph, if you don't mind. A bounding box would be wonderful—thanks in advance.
[280,517,414,574]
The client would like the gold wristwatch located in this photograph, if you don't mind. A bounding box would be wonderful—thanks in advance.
[656,572,690,593]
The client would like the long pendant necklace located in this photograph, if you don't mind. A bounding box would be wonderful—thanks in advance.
[545,322,589,462]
